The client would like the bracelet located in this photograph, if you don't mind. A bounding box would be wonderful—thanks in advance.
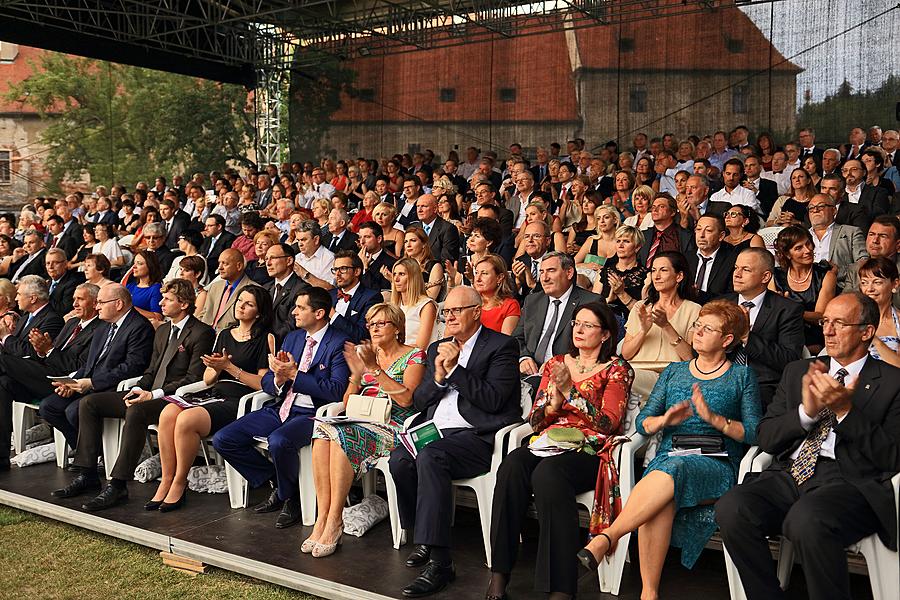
[349,377,361,385]
[722,417,732,435]
[371,368,383,378]
[669,334,684,347]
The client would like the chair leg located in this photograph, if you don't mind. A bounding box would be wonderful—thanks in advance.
[859,537,899,600]
[101,418,125,480]
[298,445,316,527]
[599,530,632,595]
[53,429,68,469]
[362,469,377,498]
[471,478,495,568]
[723,546,750,600]
[375,457,405,550]
[776,538,794,590]
[11,402,35,455]
[224,461,249,509]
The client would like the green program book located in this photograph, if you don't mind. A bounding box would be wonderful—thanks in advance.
[398,420,443,457]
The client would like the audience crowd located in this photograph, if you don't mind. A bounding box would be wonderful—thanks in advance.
[0,124,899,600]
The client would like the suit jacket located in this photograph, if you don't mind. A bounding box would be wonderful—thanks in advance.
[94,211,118,227]
[134,316,214,394]
[52,221,83,260]
[200,231,237,269]
[321,229,359,254]
[261,326,350,409]
[504,191,538,230]
[833,201,870,231]
[721,291,803,407]
[496,205,516,239]
[360,250,396,290]
[412,327,521,440]
[149,246,176,275]
[513,253,545,299]
[755,178,779,220]
[687,243,736,304]
[636,224,695,266]
[823,224,867,290]
[857,184,890,221]
[513,286,603,363]
[199,274,255,332]
[1,303,64,357]
[759,357,900,549]
[43,315,104,374]
[265,273,307,342]
[9,249,48,282]
[328,284,381,343]
[48,270,84,317]
[396,197,420,228]
[163,211,191,249]
[412,217,460,263]
[75,309,155,392]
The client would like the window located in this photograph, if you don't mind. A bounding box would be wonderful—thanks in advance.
[499,88,516,103]
[619,37,635,52]
[0,151,10,184]
[629,84,647,113]
[439,88,456,102]
[732,85,750,114]
[357,88,375,102]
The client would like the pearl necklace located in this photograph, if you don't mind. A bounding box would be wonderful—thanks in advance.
[787,267,812,285]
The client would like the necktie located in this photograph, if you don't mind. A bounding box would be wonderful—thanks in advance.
[790,368,847,485]
[337,289,351,302]
[732,301,756,365]
[646,232,661,267]
[531,260,539,281]
[851,145,859,158]
[213,283,234,326]
[61,323,82,350]
[330,235,339,251]
[22,312,34,331]
[273,283,283,304]
[88,323,118,374]
[49,280,59,296]
[695,256,713,290]
[424,222,432,236]
[278,337,318,422]
[51,236,58,248]
[534,299,561,365]
[151,325,180,391]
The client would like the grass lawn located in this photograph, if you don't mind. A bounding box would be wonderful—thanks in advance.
[0,506,321,599]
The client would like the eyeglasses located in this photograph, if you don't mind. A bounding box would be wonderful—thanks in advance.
[724,210,745,218]
[689,320,723,334]
[807,204,835,213]
[570,320,603,331]
[440,304,479,318]
[330,266,356,274]
[818,318,865,330]
[366,320,392,330]
[522,234,547,240]
[96,298,120,306]
[265,255,291,262]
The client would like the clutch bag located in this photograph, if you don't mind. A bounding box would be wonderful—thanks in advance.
[671,434,725,455]
[345,394,392,424]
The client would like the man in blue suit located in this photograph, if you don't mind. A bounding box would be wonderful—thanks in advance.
[213,287,350,529]
[39,283,154,451]
[328,250,382,343]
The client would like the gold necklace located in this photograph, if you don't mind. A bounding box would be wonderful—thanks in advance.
[574,355,599,373]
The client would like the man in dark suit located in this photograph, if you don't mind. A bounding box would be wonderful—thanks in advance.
[0,275,64,358]
[411,194,460,263]
[213,287,350,528]
[321,208,359,254]
[51,204,83,260]
[51,279,214,510]
[92,196,118,227]
[717,292,900,600]
[142,222,176,274]
[842,159,889,222]
[9,230,48,283]
[743,156,779,220]
[474,182,515,239]
[680,173,731,231]
[199,214,237,269]
[0,282,101,469]
[818,174,869,231]
[513,252,602,379]
[159,199,191,250]
[639,195,695,267]
[722,248,804,407]
[39,284,154,453]
[46,248,83,317]
[687,214,736,304]
[263,243,306,342]
[358,221,396,291]
[397,178,422,229]
[389,286,521,597]
[798,127,824,162]
[328,250,381,343]
[511,220,552,299]
[45,214,80,261]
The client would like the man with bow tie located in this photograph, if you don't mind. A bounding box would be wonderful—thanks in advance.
[328,250,380,343]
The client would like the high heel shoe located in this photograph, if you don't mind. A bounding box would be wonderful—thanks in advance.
[311,533,343,558]
[144,499,163,511]
[577,532,615,571]
[158,491,187,513]
[300,537,318,554]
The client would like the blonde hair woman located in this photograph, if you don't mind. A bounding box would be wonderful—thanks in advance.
[372,201,405,257]
[574,205,622,271]
[624,184,655,229]
[389,257,438,349]
[311,198,331,231]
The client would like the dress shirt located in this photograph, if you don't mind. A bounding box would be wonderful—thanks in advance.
[1,302,47,345]
[44,316,99,359]
[535,285,573,364]
[846,182,863,205]
[737,290,767,328]
[11,251,41,283]
[695,247,720,292]
[710,185,761,214]
[709,149,739,171]
[300,183,336,209]
[296,245,335,283]
[762,170,792,195]
[810,223,834,263]
[150,314,190,399]
[399,198,418,221]
[432,326,482,431]
[285,325,329,409]
[675,160,695,174]
[659,169,678,197]
[331,282,360,321]
[790,355,867,460]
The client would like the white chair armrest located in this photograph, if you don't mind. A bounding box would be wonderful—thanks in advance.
[116,376,142,392]
[892,472,899,517]
[237,391,273,418]
[175,380,212,396]
[489,420,525,471]
[507,423,534,454]
[738,446,760,483]
[321,401,345,417]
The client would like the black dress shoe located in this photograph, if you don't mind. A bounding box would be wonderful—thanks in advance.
[144,500,163,511]
[0,457,10,471]
[159,491,187,513]
[253,488,283,513]
[51,473,101,498]
[82,484,129,512]
[402,560,455,597]
[275,497,301,529]
[405,544,431,568]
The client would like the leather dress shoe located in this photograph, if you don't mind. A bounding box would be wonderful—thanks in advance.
[82,485,129,512]
[51,473,101,498]
[275,497,301,529]
[0,457,10,471]
[253,488,283,513]
[402,560,455,597]
[405,544,431,568]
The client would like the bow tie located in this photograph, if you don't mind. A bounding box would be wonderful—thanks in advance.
[337,290,352,302]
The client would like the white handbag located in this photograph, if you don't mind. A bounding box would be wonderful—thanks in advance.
[345,394,392,424]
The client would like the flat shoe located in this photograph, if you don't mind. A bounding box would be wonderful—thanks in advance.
[144,499,163,511]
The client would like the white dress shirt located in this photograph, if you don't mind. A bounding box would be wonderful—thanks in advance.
[846,182,864,205]
[150,315,191,399]
[432,327,482,431]
[737,290,767,328]
[810,223,834,263]
[331,281,360,321]
[694,247,720,292]
[285,325,330,409]
[296,245,335,283]
[710,185,761,214]
[535,285,573,364]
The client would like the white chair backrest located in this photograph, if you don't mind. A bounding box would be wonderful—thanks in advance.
[621,392,643,437]
[758,226,784,260]
[519,380,534,420]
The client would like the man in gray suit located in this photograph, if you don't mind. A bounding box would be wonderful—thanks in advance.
[808,193,867,290]
[513,251,602,379]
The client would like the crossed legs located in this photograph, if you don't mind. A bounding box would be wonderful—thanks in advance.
[308,438,354,549]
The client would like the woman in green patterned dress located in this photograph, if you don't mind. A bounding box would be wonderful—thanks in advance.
[304,303,426,558]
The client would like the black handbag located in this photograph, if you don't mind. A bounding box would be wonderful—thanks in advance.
[671,434,726,455]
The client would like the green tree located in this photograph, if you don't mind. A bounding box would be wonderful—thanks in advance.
[4,52,255,191]
[798,75,900,145]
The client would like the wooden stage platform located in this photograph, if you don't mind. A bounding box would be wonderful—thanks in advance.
[0,462,874,599]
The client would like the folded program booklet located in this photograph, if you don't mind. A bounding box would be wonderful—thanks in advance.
[398,420,443,458]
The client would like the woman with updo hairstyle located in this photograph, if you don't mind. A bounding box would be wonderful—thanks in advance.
[472,254,520,335]
[722,204,764,252]
[446,217,502,288]
[857,256,900,366]
[574,204,622,271]
[373,201,405,256]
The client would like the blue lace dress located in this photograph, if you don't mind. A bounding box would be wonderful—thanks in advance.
[636,361,762,568]
[868,307,900,361]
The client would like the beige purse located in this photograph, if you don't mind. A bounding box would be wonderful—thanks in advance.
[345,394,392,424]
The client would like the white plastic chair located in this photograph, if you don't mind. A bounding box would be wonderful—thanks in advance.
[97,376,143,480]
[723,448,900,600]
[757,226,784,256]
[11,401,68,468]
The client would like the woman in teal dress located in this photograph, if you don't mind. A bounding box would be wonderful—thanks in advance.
[579,300,762,600]
[306,303,426,558]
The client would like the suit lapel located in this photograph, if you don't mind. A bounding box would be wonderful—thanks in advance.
[752,292,775,333]
[849,357,880,413]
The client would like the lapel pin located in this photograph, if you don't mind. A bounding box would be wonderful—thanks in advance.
[865,384,870,390]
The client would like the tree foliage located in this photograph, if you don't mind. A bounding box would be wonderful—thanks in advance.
[4,52,255,191]
[798,75,900,144]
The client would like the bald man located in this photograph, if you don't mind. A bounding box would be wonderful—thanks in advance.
[199,249,253,332]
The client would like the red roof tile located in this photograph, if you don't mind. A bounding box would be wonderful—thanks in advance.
[0,44,52,114]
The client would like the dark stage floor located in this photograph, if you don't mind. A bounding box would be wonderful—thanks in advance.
[0,462,875,599]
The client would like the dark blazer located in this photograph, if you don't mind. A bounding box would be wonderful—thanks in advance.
[636,224,695,266]
[163,211,191,249]
[93,210,118,227]
[759,357,900,549]
[513,253,545,299]
[754,178,780,220]
[9,249,48,282]
[496,205,516,238]
[44,316,104,374]
[412,327,521,440]
[200,231,237,269]
[261,326,350,409]
[721,291,804,407]
[48,270,84,317]
[833,201,870,231]
[149,246,176,275]
[1,303,64,357]
[52,221,83,260]
[328,284,381,343]
[265,273,307,342]
[512,285,603,363]
[134,316,214,394]
[321,229,359,254]
[75,309,155,392]
[857,184,890,222]
[411,217,461,263]
[397,197,420,229]
[687,243,736,303]
[360,250,396,290]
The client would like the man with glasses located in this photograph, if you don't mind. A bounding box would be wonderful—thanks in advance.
[474,182,514,238]
[818,174,868,231]
[142,222,176,274]
[213,287,350,529]
[807,193,865,291]
[841,159,889,222]
[300,168,336,210]
[327,250,380,343]
[679,173,730,230]
[397,177,421,229]
[389,286,520,597]
[718,292,900,600]
[199,214,236,268]
[264,243,305,341]
[512,221,552,299]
